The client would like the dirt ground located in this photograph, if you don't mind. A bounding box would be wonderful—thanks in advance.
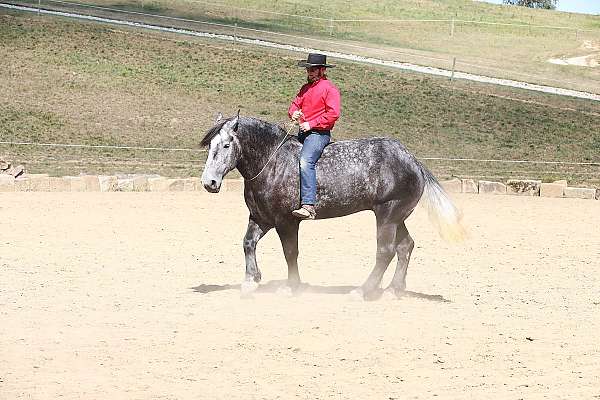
[1,191,599,399]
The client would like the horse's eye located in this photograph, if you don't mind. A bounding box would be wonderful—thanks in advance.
[223,143,230,149]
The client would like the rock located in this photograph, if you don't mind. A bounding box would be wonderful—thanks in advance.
[478,180,506,195]
[116,174,151,192]
[82,175,100,191]
[48,177,71,192]
[4,165,24,178]
[98,175,118,192]
[440,178,461,193]
[116,178,135,192]
[132,176,149,192]
[148,177,170,192]
[540,183,564,198]
[564,187,596,200]
[64,176,86,192]
[596,189,600,201]
[506,179,541,196]
[0,160,9,170]
[461,179,478,194]
[183,177,201,191]
[15,177,30,191]
[26,174,50,191]
[167,179,186,191]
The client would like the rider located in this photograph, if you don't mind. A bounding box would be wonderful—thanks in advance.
[289,53,341,220]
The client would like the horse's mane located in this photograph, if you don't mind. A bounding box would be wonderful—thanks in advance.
[200,118,230,147]
[200,117,289,147]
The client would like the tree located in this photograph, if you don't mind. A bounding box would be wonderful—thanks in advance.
[502,0,558,10]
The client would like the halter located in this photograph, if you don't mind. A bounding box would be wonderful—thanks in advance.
[246,121,296,181]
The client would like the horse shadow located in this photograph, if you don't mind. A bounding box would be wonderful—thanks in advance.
[191,280,450,302]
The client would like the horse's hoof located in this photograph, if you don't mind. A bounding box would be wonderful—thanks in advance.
[383,287,406,300]
[382,288,400,300]
[276,286,293,298]
[240,280,259,297]
[348,288,365,301]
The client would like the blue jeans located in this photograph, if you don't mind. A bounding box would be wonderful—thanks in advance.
[298,130,330,205]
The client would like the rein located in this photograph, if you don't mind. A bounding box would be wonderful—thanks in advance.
[246,121,296,181]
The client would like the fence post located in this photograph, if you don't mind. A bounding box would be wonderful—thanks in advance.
[38,0,41,15]
[450,18,455,37]
[450,57,456,81]
[234,23,238,43]
[328,18,334,36]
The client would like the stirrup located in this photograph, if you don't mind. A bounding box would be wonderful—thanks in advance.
[292,205,316,220]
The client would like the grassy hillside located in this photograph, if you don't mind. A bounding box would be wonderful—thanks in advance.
[9,0,600,94]
[1,11,599,185]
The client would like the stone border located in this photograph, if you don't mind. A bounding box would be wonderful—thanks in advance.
[440,178,599,200]
[0,174,598,200]
[0,174,255,194]
[0,174,235,193]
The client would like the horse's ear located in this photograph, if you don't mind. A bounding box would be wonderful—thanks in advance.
[233,109,240,132]
[215,112,223,123]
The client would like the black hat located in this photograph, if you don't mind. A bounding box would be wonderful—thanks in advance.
[297,53,335,68]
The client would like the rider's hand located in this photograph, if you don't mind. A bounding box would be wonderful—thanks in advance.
[291,110,303,121]
[300,122,310,132]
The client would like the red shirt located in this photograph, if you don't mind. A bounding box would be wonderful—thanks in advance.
[288,77,341,131]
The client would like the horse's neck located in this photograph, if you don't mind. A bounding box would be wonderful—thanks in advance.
[236,130,283,180]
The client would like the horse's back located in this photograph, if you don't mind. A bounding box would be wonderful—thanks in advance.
[318,136,423,186]
[311,137,425,217]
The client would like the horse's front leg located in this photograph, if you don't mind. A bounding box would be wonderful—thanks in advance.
[241,217,271,295]
[275,221,301,292]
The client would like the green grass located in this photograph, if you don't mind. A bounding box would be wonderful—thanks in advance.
[1,11,599,185]
[0,106,64,141]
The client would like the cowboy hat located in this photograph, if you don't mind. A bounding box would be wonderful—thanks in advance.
[297,53,335,68]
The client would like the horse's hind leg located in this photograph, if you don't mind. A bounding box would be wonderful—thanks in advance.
[352,207,398,300]
[241,217,271,295]
[275,220,301,292]
[384,223,414,298]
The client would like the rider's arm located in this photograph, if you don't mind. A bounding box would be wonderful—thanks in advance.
[288,88,305,119]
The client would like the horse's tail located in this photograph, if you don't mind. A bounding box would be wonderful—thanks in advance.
[417,162,466,242]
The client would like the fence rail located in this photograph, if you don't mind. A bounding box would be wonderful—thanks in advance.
[0,141,203,152]
[2,140,599,166]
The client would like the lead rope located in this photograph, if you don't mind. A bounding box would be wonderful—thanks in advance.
[246,121,297,181]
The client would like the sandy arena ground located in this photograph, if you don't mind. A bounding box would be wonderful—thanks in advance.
[1,191,599,399]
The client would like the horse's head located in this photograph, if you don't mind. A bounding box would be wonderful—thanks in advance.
[200,112,242,193]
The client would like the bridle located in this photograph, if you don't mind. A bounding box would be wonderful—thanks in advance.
[246,121,297,181]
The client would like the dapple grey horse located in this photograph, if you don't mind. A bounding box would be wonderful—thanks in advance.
[200,114,464,299]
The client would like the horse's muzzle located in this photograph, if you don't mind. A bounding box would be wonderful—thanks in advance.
[203,179,221,193]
